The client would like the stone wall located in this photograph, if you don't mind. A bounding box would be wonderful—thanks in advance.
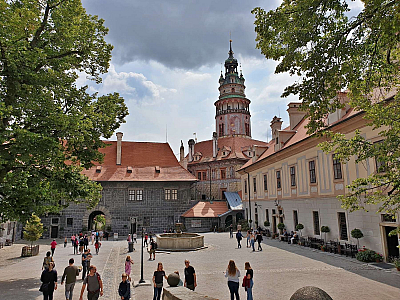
[182,217,218,233]
[162,286,218,300]
[41,181,196,238]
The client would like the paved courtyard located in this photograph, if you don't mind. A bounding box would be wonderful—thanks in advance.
[0,233,399,299]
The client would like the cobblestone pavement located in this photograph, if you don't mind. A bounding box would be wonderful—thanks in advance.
[1,233,400,299]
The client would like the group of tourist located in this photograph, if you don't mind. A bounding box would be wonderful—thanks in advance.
[235,229,263,251]
[225,260,254,300]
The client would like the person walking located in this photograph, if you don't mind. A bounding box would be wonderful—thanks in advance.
[250,231,255,252]
[95,240,101,255]
[42,251,55,270]
[61,258,80,300]
[152,262,167,300]
[118,273,131,300]
[144,233,149,247]
[149,238,157,260]
[91,231,95,245]
[81,249,92,280]
[236,231,243,248]
[244,262,253,300]
[40,262,58,300]
[132,233,137,243]
[225,260,240,300]
[79,265,103,300]
[256,231,263,251]
[229,224,233,238]
[84,235,89,251]
[246,230,251,248]
[74,238,79,255]
[50,239,57,256]
[64,237,68,248]
[79,237,84,254]
[125,256,134,282]
[71,235,76,247]
[184,260,197,291]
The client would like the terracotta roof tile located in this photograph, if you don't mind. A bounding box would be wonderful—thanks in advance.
[181,201,229,218]
[82,141,196,182]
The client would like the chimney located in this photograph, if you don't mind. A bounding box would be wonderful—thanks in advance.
[188,139,195,162]
[116,132,123,165]
[270,116,283,140]
[212,132,218,158]
[179,140,185,162]
[287,102,306,130]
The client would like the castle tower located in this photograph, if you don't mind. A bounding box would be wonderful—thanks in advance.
[215,40,251,138]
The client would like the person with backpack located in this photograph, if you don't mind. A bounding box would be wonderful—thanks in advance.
[236,230,243,248]
[149,238,157,260]
[79,265,103,300]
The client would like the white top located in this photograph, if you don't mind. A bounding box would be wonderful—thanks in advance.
[225,269,240,283]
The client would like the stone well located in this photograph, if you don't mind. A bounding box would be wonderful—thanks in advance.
[156,233,204,251]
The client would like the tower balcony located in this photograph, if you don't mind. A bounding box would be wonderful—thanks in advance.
[216,108,251,117]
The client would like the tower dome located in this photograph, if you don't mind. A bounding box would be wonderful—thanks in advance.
[215,40,251,138]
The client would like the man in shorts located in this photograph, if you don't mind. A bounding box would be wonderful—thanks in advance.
[184,260,197,291]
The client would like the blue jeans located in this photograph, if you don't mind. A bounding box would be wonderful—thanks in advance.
[228,281,240,300]
[250,240,255,251]
[153,286,162,300]
[246,279,253,300]
[64,282,75,300]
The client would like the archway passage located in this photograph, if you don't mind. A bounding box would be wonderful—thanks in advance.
[88,211,106,231]
[225,215,233,228]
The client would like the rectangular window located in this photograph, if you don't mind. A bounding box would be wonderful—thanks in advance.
[290,166,296,186]
[67,218,73,227]
[197,172,202,181]
[165,189,171,200]
[263,174,268,191]
[338,212,348,240]
[309,160,316,184]
[253,177,257,193]
[313,211,320,235]
[381,214,396,222]
[202,171,207,181]
[244,180,247,194]
[332,154,342,179]
[220,169,226,179]
[266,209,269,222]
[51,218,59,225]
[172,189,178,200]
[276,171,281,189]
[293,210,298,228]
[129,189,135,201]
[136,190,143,201]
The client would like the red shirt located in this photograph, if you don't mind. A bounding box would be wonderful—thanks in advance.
[50,241,57,249]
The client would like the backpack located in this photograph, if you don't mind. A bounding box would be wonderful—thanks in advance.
[87,272,101,293]
[154,242,158,249]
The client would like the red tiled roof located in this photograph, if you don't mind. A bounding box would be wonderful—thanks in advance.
[187,136,269,164]
[181,201,229,218]
[82,141,196,182]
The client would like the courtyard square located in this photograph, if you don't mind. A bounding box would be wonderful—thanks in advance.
[0,232,399,299]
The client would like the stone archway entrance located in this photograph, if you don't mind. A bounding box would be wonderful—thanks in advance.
[82,206,112,232]
[88,211,105,231]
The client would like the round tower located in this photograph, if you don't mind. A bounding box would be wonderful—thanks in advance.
[215,40,251,138]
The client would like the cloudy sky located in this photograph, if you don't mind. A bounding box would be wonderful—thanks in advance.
[79,0,362,157]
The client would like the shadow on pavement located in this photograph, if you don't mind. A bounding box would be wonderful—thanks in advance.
[263,238,400,289]
[0,277,42,299]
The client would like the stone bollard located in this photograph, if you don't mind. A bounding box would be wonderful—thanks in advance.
[290,286,333,300]
[167,273,180,287]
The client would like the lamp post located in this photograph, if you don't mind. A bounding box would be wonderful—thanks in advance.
[139,226,145,283]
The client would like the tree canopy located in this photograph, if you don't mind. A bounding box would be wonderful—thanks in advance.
[253,1,399,216]
[23,213,43,245]
[0,0,128,222]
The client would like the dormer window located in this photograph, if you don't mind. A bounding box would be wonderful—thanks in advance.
[155,166,160,173]
[96,166,102,173]
[127,166,133,173]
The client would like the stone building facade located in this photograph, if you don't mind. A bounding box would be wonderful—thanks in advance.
[41,134,197,238]
[238,93,400,260]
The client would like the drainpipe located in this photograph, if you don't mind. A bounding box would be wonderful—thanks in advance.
[244,169,251,227]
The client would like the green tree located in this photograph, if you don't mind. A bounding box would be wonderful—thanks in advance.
[253,1,399,230]
[0,0,128,222]
[23,213,44,246]
[94,215,106,230]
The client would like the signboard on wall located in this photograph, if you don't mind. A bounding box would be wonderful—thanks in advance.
[191,220,201,228]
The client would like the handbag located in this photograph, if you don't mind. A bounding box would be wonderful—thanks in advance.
[39,283,49,292]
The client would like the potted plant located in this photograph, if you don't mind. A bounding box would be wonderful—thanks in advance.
[295,223,304,236]
[374,253,383,263]
[277,222,285,234]
[393,258,400,271]
[321,226,330,242]
[321,244,327,252]
[351,228,364,248]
